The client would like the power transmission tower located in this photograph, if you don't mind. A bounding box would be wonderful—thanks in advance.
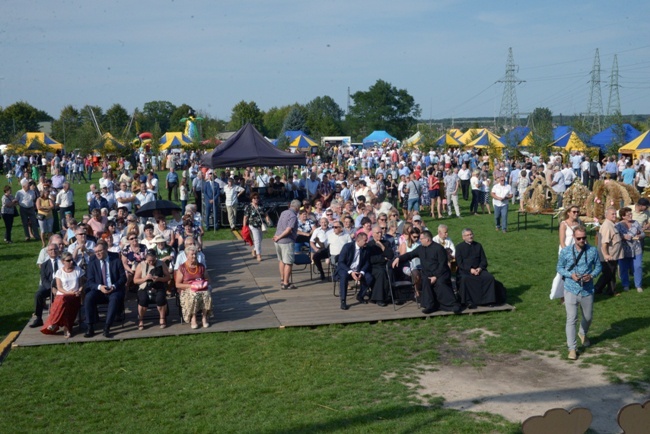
[607,54,621,116]
[585,48,603,134]
[497,47,524,131]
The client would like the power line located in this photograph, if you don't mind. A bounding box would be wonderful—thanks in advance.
[607,54,621,115]
[585,48,603,134]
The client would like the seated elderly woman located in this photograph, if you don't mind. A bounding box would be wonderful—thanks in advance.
[41,251,84,338]
[133,249,172,330]
[175,245,212,329]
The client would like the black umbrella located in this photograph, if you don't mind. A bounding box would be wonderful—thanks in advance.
[135,200,182,218]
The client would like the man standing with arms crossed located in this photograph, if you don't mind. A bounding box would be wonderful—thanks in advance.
[557,226,601,360]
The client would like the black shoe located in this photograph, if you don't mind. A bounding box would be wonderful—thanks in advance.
[340,301,349,310]
[29,318,44,328]
[422,307,437,314]
[356,294,368,304]
[377,301,387,307]
[84,328,95,338]
[102,329,112,338]
[467,303,477,310]
[320,273,326,281]
[453,305,463,314]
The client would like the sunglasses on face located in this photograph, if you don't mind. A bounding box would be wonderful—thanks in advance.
[63,259,73,263]
[575,236,587,241]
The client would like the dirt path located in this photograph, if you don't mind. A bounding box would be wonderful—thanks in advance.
[413,330,649,433]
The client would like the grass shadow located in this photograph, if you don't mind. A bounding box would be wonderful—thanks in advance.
[592,316,650,346]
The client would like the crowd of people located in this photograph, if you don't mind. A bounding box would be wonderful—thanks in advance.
[3,142,649,352]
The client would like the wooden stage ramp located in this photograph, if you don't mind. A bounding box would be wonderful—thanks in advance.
[13,238,513,347]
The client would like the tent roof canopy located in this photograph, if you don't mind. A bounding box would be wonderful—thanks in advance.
[465,130,505,149]
[289,135,319,148]
[435,133,463,147]
[201,123,306,169]
[549,131,595,151]
[19,132,63,151]
[362,130,397,146]
[619,130,650,159]
[589,124,641,150]
[501,127,531,147]
[160,132,193,150]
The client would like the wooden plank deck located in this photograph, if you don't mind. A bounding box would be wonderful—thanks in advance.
[13,238,514,347]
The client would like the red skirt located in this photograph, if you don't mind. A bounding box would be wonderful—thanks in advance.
[41,294,81,335]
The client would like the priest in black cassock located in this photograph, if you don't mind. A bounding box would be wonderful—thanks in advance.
[455,228,498,309]
[367,225,394,307]
[392,230,461,314]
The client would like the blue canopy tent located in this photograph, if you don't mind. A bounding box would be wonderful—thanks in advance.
[362,130,397,147]
[589,124,641,151]
[553,126,573,141]
[501,127,531,147]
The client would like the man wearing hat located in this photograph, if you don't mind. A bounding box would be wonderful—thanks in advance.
[89,189,109,214]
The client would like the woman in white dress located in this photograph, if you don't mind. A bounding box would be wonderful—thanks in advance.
[550,205,582,299]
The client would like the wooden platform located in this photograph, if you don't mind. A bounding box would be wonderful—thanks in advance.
[13,238,514,347]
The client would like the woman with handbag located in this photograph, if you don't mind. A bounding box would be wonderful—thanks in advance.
[2,185,18,244]
[35,188,54,247]
[133,249,171,330]
[243,193,272,262]
[550,205,582,300]
[175,245,212,329]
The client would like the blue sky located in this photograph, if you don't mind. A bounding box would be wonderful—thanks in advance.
[1,0,649,123]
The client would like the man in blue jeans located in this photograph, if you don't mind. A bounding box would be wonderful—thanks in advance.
[406,173,421,212]
[490,176,512,233]
[557,226,602,360]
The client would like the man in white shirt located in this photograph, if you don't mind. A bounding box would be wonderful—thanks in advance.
[223,177,245,230]
[16,180,40,241]
[310,217,332,280]
[551,166,566,207]
[56,181,75,228]
[115,182,136,212]
[491,176,513,233]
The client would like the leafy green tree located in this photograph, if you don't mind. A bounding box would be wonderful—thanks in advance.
[142,100,177,132]
[0,101,51,143]
[169,104,194,133]
[227,100,264,132]
[416,124,443,154]
[305,96,343,140]
[347,79,421,141]
[264,105,294,138]
[281,106,308,134]
[51,105,82,145]
[529,107,554,158]
[104,104,130,138]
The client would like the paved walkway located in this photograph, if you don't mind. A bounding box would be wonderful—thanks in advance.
[13,238,513,347]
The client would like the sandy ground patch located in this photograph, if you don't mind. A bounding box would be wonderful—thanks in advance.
[415,348,649,434]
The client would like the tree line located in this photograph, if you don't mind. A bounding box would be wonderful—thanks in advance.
[0,79,421,150]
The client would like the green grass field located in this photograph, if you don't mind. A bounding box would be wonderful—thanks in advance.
[1,174,649,433]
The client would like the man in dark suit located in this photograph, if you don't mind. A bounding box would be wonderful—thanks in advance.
[393,230,461,314]
[335,232,372,310]
[455,228,499,309]
[84,240,127,338]
[29,242,61,328]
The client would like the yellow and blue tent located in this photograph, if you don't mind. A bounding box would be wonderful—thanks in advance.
[457,128,485,145]
[619,130,650,159]
[435,133,462,147]
[448,128,463,139]
[289,135,319,149]
[94,132,126,153]
[19,132,63,151]
[160,132,193,150]
[465,130,505,149]
[549,131,592,151]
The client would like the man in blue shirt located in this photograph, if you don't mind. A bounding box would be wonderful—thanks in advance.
[203,170,220,230]
[557,226,602,360]
[621,162,636,185]
[165,167,179,201]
